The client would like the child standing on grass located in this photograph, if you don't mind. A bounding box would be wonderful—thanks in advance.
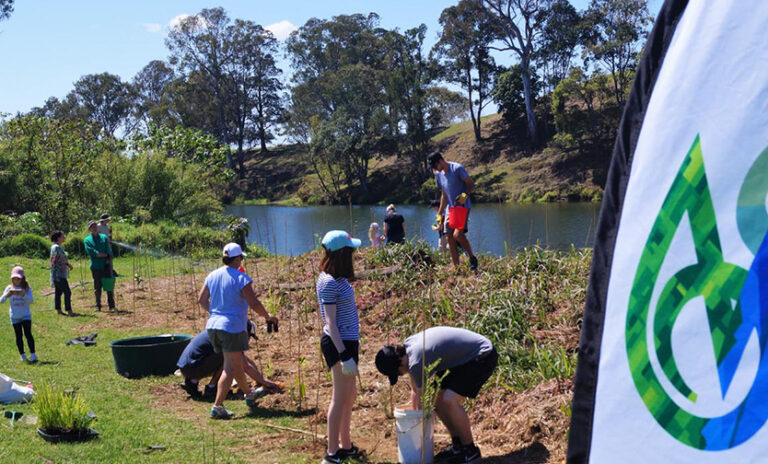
[1,266,37,362]
[368,222,384,248]
[50,230,74,316]
[317,230,362,464]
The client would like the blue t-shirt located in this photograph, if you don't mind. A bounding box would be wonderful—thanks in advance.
[177,330,221,370]
[316,272,359,341]
[435,162,471,211]
[204,266,253,333]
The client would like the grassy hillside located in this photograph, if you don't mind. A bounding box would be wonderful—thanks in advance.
[231,114,606,205]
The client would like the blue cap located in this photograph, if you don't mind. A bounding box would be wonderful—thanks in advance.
[321,230,362,252]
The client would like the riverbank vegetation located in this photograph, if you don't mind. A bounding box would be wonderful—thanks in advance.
[0,242,588,463]
[1,0,653,208]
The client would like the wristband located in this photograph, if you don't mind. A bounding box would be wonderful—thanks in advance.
[339,349,352,361]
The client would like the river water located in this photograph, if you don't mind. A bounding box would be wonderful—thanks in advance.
[225,203,600,256]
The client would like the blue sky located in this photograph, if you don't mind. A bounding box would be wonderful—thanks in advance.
[0,0,661,116]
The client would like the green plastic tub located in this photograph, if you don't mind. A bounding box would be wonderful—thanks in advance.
[110,334,192,378]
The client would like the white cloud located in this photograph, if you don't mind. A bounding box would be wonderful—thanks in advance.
[169,14,192,31]
[265,20,297,40]
[141,23,163,33]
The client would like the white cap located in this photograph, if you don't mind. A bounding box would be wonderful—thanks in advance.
[222,242,246,258]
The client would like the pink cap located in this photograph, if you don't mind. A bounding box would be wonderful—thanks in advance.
[11,266,24,279]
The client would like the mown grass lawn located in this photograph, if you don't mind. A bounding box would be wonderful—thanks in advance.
[0,255,317,464]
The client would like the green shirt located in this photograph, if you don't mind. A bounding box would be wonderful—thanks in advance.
[84,233,113,270]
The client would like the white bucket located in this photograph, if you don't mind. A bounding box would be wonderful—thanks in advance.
[394,407,434,464]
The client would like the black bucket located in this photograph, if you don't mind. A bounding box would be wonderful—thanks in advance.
[110,334,192,378]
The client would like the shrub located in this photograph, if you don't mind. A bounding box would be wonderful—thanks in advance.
[17,212,47,236]
[0,214,23,240]
[63,233,87,257]
[0,233,49,258]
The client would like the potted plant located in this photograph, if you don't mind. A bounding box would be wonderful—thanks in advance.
[33,384,98,443]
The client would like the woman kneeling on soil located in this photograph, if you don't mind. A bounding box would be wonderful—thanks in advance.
[317,230,362,464]
[197,243,278,419]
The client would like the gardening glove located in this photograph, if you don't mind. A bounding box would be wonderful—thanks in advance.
[339,350,358,376]
[454,192,468,205]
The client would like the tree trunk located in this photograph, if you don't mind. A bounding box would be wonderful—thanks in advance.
[259,121,268,153]
[236,141,245,179]
[521,60,537,141]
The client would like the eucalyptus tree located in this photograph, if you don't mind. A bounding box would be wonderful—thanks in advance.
[225,20,284,154]
[286,13,389,201]
[433,0,498,142]
[535,0,583,91]
[0,0,13,22]
[132,60,176,131]
[583,0,652,107]
[166,7,286,176]
[69,72,136,136]
[382,25,438,175]
[478,0,546,141]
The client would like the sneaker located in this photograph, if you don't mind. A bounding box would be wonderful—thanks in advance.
[337,443,360,460]
[245,387,266,408]
[320,451,342,464]
[20,353,27,362]
[434,443,460,462]
[210,405,233,420]
[458,444,482,464]
[29,353,38,363]
[469,255,478,271]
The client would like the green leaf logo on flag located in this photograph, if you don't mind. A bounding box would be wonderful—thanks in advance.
[626,136,768,450]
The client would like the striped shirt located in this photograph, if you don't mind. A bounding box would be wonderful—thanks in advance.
[316,272,359,341]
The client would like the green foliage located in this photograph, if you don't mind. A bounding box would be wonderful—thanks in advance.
[33,384,95,433]
[0,214,24,240]
[583,0,652,107]
[17,212,47,236]
[0,233,49,259]
[60,221,268,259]
[165,7,285,176]
[420,359,449,416]
[0,115,230,231]
[493,65,540,125]
[551,67,620,151]
[535,0,584,91]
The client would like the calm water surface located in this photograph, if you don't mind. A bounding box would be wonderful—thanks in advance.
[225,203,600,256]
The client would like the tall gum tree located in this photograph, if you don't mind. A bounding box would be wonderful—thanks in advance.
[478,0,544,142]
[434,0,498,143]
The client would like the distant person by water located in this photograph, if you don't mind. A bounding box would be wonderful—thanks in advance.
[430,199,448,252]
[383,204,405,244]
[427,151,478,270]
[368,222,385,248]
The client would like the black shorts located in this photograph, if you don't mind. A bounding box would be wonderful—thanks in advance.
[320,334,359,369]
[438,348,498,398]
[179,353,223,380]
